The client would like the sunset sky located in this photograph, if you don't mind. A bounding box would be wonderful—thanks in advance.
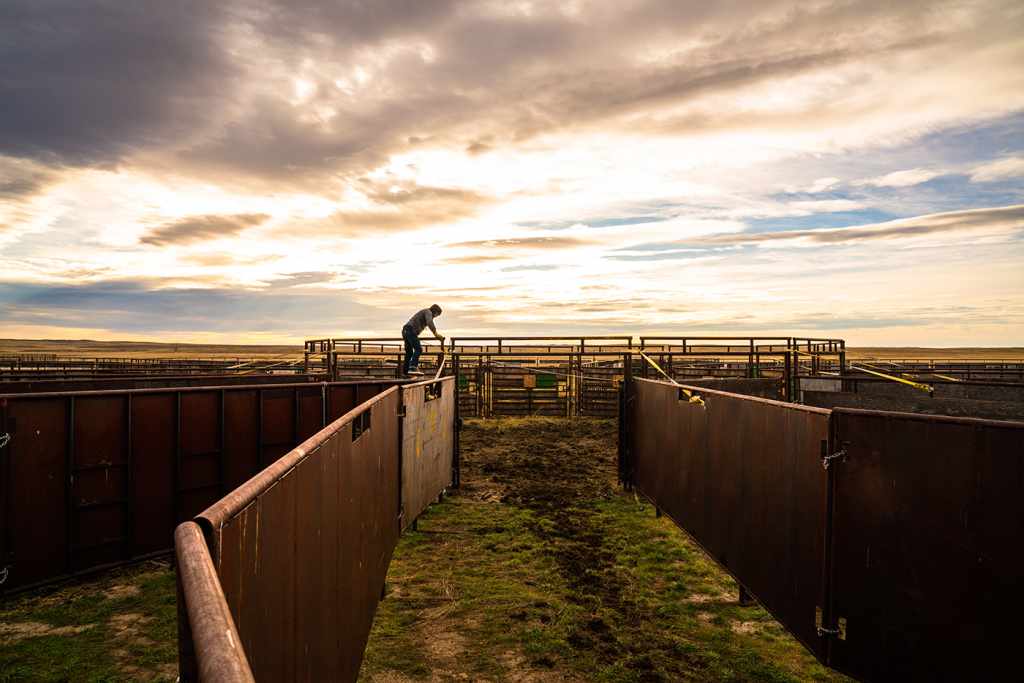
[1,0,1023,346]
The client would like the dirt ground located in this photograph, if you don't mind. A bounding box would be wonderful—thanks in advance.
[360,418,846,682]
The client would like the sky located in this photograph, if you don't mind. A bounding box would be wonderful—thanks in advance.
[1,0,1023,346]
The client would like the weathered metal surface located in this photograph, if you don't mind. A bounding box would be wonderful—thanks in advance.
[0,380,396,592]
[198,388,402,682]
[5,397,68,590]
[131,394,177,554]
[631,378,830,657]
[0,373,321,395]
[827,409,1024,682]
[175,521,254,683]
[401,378,455,528]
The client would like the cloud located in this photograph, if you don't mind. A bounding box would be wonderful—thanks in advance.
[970,156,1024,183]
[501,264,562,272]
[692,204,1024,247]
[451,236,589,250]
[853,168,944,188]
[804,177,841,193]
[786,199,866,213]
[0,2,237,165]
[442,255,514,264]
[139,213,269,246]
[317,181,493,235]
[0,278,372,333]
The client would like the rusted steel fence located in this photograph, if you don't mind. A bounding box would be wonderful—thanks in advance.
[0,379,399,592]
[401,379,456,528]
[623,378,1024,681]
[177,377,456,681]
[826,409,1024,682]
[628,379,830,656]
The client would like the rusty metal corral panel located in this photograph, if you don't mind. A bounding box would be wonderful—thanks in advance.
[179,391,222,522]
[72,396,130,569]
[632,379,830,658]
[0,379,398,593]
[827,409,1024,682]
[260,388,296,466]
[328,384,357,421]
[4,398,68,589]
[131,394,176,554]
[401,378,455,528]
[198,388,401,682]
[223,390,259,492]
[296,386,324,441]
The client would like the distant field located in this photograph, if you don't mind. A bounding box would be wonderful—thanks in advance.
[845,347,1024,361]
[0,339,302,360]
[1,339,1022,362]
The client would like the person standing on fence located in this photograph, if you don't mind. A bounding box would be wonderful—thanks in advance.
[402,304,444,376]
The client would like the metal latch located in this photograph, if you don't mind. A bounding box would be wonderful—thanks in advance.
[0,433,10,450]
[0,566,9,585]
[816,607,847,640]
[822,448,847,470]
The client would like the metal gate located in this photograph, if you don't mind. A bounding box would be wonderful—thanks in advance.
[826,409,1024,681]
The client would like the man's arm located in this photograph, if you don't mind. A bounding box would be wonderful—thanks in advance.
[425,311,443,340]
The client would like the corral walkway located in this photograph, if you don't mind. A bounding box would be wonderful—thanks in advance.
[359,418,845,682]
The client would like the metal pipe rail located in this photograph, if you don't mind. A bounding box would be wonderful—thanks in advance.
[176,377,457,681]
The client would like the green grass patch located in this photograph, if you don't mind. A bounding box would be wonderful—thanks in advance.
[0,560,178,682]
[360,418,848,682]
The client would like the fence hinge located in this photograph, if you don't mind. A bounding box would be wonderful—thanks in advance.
[822,448,847,470]
[0,566,8,585]
[0,433,10,450]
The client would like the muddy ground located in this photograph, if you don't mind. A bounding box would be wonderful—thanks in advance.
[360,418,845,682]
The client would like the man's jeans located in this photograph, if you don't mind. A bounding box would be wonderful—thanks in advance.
[402,324,422,374]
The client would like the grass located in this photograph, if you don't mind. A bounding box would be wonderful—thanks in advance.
[360,418,848,682]
[0,560,177,682]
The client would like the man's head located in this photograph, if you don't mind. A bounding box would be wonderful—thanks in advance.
[430,304,442,316]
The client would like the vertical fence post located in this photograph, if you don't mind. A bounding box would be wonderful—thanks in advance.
[619,352,634,490]
[748,339,755,378]
[453,355,461,488]
[784,350,793,402]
